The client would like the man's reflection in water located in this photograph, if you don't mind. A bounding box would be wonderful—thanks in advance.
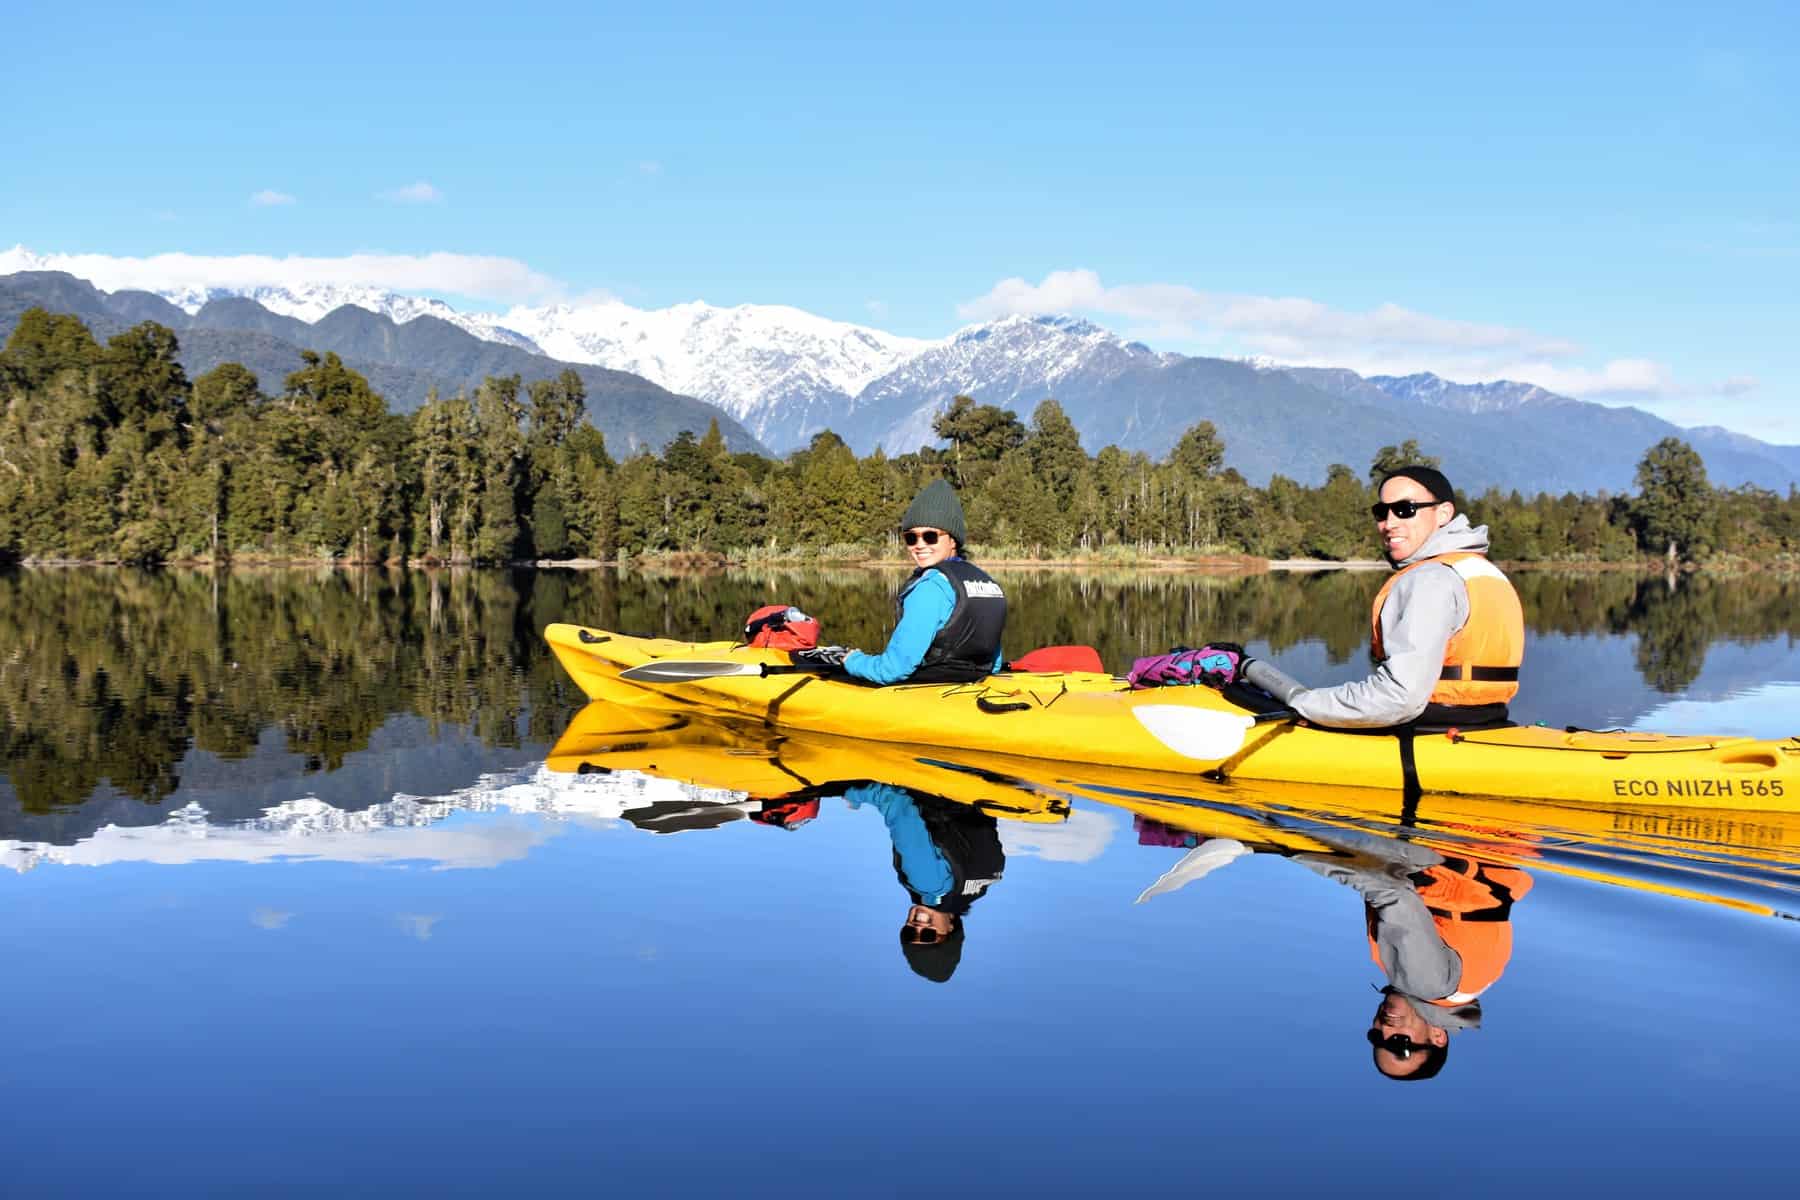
[846,783,1004,984]
[1298,830,1534,1081]
[1135,816,1532,1081]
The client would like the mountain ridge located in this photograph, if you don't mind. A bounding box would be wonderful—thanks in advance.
[6,260,1795,495]
[0,271,765,456]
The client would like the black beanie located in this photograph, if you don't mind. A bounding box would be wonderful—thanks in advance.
[1378,465,1456,505]
[899,479,968,547]
[900,917,965,983]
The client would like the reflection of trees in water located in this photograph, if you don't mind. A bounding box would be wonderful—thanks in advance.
[1618,573,1800,693]
[3,567,1797,812]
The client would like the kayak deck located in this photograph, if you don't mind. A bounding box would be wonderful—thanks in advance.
[544,623,1800,811]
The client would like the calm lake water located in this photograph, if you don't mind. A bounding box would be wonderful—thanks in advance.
[3,566,1799,1196]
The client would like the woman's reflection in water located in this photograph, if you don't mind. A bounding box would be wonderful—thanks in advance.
[1134,816,1532,1082]
[845,783,1005,984]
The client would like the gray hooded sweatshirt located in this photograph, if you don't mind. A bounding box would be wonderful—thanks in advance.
[1247,514,1499,729]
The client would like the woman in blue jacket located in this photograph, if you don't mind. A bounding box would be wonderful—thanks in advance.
[795,479,1006,684]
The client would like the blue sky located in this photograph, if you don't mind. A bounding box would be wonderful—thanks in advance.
[5,1,1796,437]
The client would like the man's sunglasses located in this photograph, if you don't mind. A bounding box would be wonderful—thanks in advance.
[1369,499,1446,521]
[1366,1029,1434,1058]
[900,924,948,945]
[903,529,943,546]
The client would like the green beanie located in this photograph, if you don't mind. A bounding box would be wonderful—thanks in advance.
[900,478,967,547]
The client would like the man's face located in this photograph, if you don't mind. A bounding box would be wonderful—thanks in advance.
[1375,476,1453,563]
[1367,991,1447,1079]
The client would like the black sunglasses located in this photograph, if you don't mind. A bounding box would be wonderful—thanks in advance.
[902,529,943,546]
[1366,1029,1434,1058]
[900,924,947,945]
[1370,499,1446,521]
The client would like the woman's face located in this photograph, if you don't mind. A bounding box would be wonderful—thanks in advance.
[904,526,955,570]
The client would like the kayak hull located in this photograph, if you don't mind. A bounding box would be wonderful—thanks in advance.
[544,624,1800,811]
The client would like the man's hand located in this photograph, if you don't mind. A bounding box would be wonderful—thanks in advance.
[790,645,850,669]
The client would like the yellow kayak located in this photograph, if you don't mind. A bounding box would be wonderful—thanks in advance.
[544,624,1800,812]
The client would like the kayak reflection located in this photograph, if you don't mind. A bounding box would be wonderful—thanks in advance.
[545,699,1800,1013]
[545,702,1058,984]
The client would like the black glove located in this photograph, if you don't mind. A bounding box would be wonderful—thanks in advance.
[1194,642,1250,687]
[790,645,850,669]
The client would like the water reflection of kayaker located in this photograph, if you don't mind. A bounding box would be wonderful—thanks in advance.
[847,781,1005,983]
[791,480,1007,684]
[1292,831,1533,1081]
[1237,466,1526,731]
[1134,817,1531,1081]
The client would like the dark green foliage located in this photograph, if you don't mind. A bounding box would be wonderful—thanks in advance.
[932,395,1026,490]
[1631,437,1714,563]
[1368,439,1441,483]
[7,311,1800,567]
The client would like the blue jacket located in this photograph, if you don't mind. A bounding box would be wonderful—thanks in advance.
[845,782,955,904]
[843,564,1005,684]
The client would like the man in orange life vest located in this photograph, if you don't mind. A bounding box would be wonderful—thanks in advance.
[1293,828,1534,1082]
[1246,466,1525,728]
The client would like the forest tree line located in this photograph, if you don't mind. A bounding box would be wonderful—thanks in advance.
[2,309,1796,567]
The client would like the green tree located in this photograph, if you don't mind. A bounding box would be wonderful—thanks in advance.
[1368,439,1440,483]
[933,395,1025,489]
[1632,437,1713,564]
[1024,399,1088,498]
[472,375,526,561]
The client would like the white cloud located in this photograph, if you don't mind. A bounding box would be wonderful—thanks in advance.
[380,180,444,204]
[638,160,663,176]
[865,299,888,319]
[1,246,563,305]
[250,189,296,207]
[998,807,1116,863]
[960,268,1578,359]
[251,907,293,930]
[396,913,441,941]
[958,267,1758,405]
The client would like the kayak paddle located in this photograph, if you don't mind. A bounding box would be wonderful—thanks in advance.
[1132,705,1297,761]
[619,659,825,683]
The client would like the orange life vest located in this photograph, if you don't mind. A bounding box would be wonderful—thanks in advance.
[1370,551,1524,708]
[1367,856,1535,1004]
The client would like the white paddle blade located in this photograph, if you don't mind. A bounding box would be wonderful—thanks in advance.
[619,660,766,683]
[1132,704,1256,761]
[1135,838,1252,903]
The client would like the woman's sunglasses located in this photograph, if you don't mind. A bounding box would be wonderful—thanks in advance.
[900,924,947,945]
[902,530,943,546]
[1365,1030,1434,1058]
[1369,499,1446,521]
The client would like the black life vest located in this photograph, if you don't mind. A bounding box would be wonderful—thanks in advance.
[892,794,1006,916]
[896,558,1007,683]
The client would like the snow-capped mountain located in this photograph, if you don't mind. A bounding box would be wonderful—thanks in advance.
[498,299,933,451]
[10,245,1800,494]
[0,246,545,353]
[0,761,768,873]
[169,283,546,354]
[1366,372,1567,415]
[839,314,1171,453]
